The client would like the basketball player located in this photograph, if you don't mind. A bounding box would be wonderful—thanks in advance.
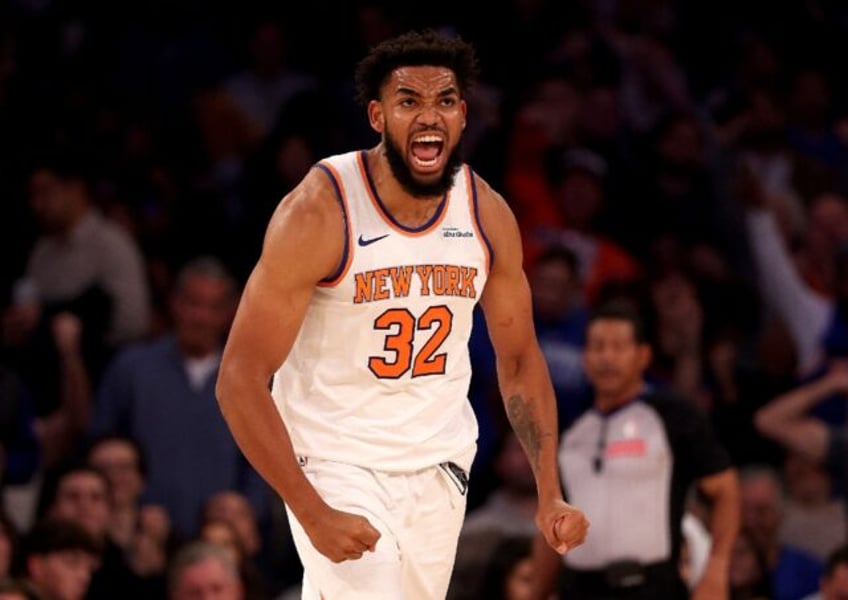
[216,29,589,599]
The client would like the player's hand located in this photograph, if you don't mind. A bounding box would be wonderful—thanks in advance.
[303,504,381,563]
[536,498,589,554]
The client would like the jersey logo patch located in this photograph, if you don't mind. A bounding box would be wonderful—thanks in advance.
[605,438,646,458]
[442,226,474,238]
[358,233,390,246]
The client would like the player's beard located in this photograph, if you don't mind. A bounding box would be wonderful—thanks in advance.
[384,130,462,199]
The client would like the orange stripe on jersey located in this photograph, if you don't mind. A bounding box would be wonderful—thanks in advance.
[316,161,353,288]
[355,150,450,236]
[465,165,492,274]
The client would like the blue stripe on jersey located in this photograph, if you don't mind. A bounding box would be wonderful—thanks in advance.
[469,170,494,269]
[315,163,349,284]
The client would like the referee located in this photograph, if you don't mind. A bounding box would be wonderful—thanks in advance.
[533,301,740,599]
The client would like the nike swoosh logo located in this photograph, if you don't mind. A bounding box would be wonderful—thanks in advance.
[358,234,390,247]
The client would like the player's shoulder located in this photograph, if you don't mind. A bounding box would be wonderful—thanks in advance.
[466,169,515,226]
[466,168,520,250]
[270,162,344,227]
[467,169,507,208]
[256,161,348,278]
[259,160,349,259]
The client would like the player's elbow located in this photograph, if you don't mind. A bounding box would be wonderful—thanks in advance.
[215,358,242,414]
[495,341,545,379]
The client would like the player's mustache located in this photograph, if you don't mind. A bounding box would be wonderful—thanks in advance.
[411,125,447,136]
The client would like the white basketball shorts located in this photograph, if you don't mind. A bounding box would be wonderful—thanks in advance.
[287,451,474,599]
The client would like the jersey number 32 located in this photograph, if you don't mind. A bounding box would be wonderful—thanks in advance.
[368,305,453,379]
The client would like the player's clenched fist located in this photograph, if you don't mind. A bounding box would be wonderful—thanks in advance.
[536,499,589,555]
[303,505,382,563]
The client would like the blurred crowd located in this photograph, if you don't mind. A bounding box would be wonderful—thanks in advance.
[3,0,848,598]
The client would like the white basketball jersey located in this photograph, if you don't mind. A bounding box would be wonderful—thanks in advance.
[271,151,491,472]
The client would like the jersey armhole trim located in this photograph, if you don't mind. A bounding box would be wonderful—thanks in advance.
[315,162,352,287]
[466,165,494,274]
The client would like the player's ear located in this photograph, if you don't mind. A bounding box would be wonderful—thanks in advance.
[461,99,467,130]
[368,100,384,134]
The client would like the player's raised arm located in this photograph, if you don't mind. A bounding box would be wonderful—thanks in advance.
[216,167,380,563]
[476,175,589,554]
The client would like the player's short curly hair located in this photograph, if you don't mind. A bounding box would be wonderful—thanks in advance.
[354,29,479,105]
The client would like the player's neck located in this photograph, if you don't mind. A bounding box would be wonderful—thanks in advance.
[366,146,444,228]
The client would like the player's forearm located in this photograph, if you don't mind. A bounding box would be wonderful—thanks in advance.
[216,366,325,521]
[498,349,562,499]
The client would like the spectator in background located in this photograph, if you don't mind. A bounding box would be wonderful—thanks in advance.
[785,67,846,172]
[188,17,319,252]
[0,510,19,582]
[38,465,112,553]
[728,527,773,600]
[802,543,848,600]
[17,518,101,600]
[502,70,582,236]
[198,518,267,600]
[0,365,38,488]
[530,147,642,306]
[741,171,848,381]
[91,257,268,539]
[779,452,845,562]
[221,20,316,142]
[739,465,823,600]
[755,363,848,524]
[706,32,781,149]
[37,463,152,599]
[202,490,285,594]
[477,534,535,600]
[34,313,91,471]
[0,579,37,600]
[84,433,172,588]
[84,435,152,553]
[793,194,848,299]
[462,431,538,539]
[447,528,506,600]
[234,91,335,282]
[528,245,592,431]
[639,113,725,250]
[647,268,710,408]
[168,541,244,600]
[13,150,150,349]
[2,306,96,472]
[201,492,261,569]
[606,22,693,137]
[1,151,150,468]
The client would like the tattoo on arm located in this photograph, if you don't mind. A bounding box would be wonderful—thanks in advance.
[506,394,547,473]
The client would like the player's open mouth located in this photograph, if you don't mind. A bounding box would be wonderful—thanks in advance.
[410,134,444,169]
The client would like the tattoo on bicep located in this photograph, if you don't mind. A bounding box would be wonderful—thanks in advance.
[506,394,543,472]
